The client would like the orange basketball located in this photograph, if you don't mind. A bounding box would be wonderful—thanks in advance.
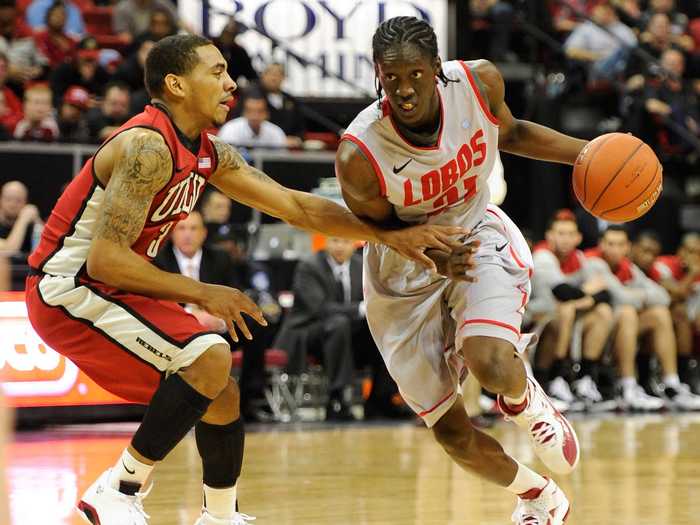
[572,133,663,223]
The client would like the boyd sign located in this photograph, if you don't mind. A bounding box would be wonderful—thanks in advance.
[178,0,448,97]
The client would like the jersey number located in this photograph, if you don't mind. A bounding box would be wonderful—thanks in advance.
[146,222,174,258]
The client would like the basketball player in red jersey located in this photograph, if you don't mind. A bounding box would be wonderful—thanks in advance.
[24,34,463,525]
[336,17,592,524]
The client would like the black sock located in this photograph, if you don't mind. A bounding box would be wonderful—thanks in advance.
[195,418,245,488]
[579,359,599,382]
[550,359,570,382]
[132,374,212,461]
[679,355,695,381]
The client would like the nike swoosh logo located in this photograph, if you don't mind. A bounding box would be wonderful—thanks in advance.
[495,242,508,252]
[392,158,413,174]
[122,460,136,475]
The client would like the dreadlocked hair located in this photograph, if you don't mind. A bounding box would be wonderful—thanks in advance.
[372,16,457,108]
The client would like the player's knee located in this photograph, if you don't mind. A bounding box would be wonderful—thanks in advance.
[594,302,614,328]
[462,337,516,391]
[647,305,672,327]
[203,378,240,424]
[617,305,638,327]
[185,343,232,399]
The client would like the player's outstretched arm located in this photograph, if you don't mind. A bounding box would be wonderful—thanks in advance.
[469,60,588,165]
[87,129,265,339]
[209,136,465,270]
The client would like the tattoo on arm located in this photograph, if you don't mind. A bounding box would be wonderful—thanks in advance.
[94,132,172,246]
[210,134,284,188]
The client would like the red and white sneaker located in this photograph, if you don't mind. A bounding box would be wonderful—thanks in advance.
[512,478,570,525]
[77,469,151,525]
[497,377,580,474]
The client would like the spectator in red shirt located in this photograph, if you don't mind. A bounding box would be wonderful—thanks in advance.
[34,1,78,68]
[0,51,22,133]
[57,84,89,142]
[49,35,110,108]
[13,82,58,141]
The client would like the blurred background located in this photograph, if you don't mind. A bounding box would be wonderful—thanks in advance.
[1,0,699,436]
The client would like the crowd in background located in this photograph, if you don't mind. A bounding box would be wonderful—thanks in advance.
[1,0,700,422]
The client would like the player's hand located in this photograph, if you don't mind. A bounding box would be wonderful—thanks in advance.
[197,284,267,343]
[583,274,607,295]
[381,224,468,271]
[426,239,481,282]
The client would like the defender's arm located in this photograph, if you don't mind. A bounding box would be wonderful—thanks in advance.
[209,137,464,268]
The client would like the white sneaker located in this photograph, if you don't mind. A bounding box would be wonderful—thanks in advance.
[663,383,700,411]
[194,510,256,524]
[618,383,665,412]
[548,377,575,403]
[497,378,580,475]
[512,478,570,525]
[548,377,584,413]
[572,376,617,412]
[77,469,151,525]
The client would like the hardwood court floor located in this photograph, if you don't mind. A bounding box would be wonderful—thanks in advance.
[7,414,700,525]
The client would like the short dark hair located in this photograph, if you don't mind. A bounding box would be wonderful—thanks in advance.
[601,224,628,239]
[547,209,577,231]
[104,80,130,95]
[144,34,212,98]
[372,16,456,107]
[633,229,661,245]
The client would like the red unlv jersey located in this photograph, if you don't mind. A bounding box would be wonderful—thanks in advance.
[29,105,218,280]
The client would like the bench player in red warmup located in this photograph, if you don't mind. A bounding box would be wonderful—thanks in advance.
[24,34,463,525]
[336,17,590,524]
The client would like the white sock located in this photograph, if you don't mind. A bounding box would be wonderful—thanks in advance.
[663,374,681,388]
[109,449,154,492]
[203,484,237,519]
[503,383,528,407]
[620,376,637,396]
[505,461,547,496]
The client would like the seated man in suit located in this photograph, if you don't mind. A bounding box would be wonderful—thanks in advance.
[153,210,271,421]
[275,237,401,421]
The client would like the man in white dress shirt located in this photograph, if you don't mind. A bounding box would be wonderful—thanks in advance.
[217,93,287,149]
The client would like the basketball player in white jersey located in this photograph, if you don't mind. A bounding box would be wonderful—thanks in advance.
[336,17,591,524]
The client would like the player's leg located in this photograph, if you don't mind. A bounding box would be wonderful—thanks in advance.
[453,206,578,476]
[670,302,696,388]
[571,303,614,407]
[193,376,250,524]
[432,395,569,524]
[613,305,664,411]
[25,276,236,524]
[534,302,577,405]
[639,305,700,410]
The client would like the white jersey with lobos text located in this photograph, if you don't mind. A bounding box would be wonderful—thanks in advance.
[341,60,536,427]
[343,60,499,230]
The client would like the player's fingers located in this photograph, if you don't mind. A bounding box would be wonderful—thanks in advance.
[413,250,438,271]
[226,319,239,343]
[236,297,268,327]
[426,236,454,252]
[233,313,253,340]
